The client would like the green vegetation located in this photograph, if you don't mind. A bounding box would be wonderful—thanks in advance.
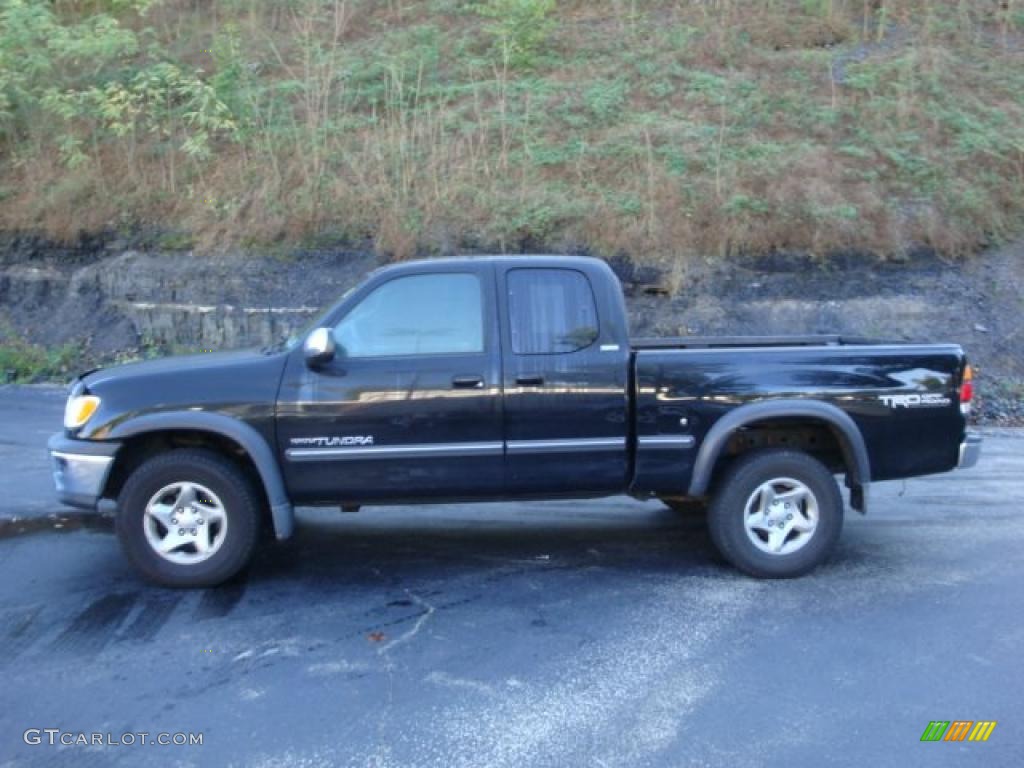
[0,332,80,382]
[1,0,1023,265]
[0,321,194,383]
[477,0,558,69]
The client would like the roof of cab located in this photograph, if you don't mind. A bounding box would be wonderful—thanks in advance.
[372,253,612,276]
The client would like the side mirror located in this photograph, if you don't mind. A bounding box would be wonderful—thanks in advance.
[303,327,336,366]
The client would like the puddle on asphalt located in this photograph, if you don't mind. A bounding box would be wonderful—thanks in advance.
[0,513,114,539]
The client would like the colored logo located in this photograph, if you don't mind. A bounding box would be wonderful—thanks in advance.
[920,721,997,742]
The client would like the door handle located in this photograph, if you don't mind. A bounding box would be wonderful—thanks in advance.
[515,374,545,387]
[452,375,484,389]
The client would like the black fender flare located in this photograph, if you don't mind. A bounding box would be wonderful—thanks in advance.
[687,400,871,512]
[107,412,295,539]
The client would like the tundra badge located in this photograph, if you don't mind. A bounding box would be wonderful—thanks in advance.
[290,436,375,447]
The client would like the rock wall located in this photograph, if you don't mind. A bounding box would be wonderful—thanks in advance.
[1,235,1021,389]
[0,241,376,353]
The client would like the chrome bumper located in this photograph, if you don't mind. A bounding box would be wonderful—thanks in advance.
[48,433,120,510]
[958,433,982,470]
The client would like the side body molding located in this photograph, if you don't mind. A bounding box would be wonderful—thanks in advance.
[687,400,871,512]
[107,412,295,539]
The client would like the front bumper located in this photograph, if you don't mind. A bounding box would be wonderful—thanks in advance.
[48,433,121,510]
[958,432,982,470]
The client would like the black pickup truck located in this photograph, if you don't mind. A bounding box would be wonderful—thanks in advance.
[49,255,981,586]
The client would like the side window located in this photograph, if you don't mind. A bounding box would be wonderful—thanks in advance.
[334,273,483,357]
[507,268,599,354]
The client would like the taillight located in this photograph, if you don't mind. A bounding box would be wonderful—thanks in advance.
[960,364,974,414]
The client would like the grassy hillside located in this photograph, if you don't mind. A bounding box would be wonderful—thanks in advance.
[2,0,1024,273]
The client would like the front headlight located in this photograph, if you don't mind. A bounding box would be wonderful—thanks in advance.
[64,394,101,430]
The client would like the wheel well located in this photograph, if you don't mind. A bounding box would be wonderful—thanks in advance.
[715,418,848,481]
[103,430,271,521]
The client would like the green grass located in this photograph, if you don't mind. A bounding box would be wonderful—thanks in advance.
[1,0,1023,265]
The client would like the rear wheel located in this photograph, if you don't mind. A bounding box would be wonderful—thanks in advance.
[116,449,261,587]
[707,449,843,578]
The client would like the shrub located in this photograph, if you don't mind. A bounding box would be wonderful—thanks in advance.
[476,0,557,70]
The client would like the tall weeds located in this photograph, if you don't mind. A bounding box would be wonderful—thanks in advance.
[0,0,1023,263]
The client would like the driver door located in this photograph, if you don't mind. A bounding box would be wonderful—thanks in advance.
[276,264,504,504]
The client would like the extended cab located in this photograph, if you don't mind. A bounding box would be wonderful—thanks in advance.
[49,256,982,586]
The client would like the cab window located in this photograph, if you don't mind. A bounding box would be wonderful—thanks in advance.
[334,273,483,357]
[507,268,599,354]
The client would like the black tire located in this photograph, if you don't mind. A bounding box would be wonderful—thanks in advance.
[661,498,707,516]
[707,449,843,579]
[116,449,262,587]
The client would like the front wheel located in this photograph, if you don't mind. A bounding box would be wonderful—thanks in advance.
[116,449,262,587]
[707,449,843,578]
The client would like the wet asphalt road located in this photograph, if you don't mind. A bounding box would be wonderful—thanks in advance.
[0,386,1022,767]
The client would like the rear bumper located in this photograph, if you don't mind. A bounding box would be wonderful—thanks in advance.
[958,432,982,470]
[48,433,121,510]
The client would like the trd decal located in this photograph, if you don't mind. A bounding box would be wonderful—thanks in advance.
[879,393,951,409]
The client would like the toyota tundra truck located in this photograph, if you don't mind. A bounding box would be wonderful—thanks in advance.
[48,255,982,586]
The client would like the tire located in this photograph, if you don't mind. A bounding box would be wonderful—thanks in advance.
[116,449,262,587]
[707,449,843,579]
[661,498,707,516]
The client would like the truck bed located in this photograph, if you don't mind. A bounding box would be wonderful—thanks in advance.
[629,337,967,494]
[630,335,883,350]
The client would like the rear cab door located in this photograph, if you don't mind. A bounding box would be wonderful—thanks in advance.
[496,258,631,495]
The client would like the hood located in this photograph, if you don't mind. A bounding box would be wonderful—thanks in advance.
[82,348,273,389]
[75,348,290,440]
